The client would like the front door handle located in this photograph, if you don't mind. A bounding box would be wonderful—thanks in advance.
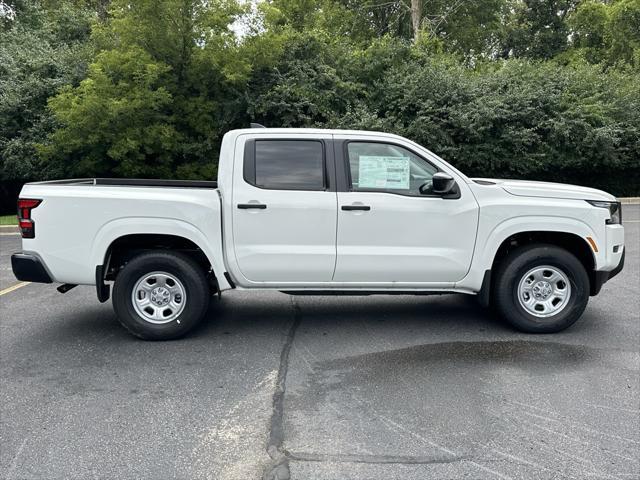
[238,203,267,209]
[341,205,371,211]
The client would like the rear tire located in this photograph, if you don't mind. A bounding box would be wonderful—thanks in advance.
[493,244,589,333]
[112,251,210,340]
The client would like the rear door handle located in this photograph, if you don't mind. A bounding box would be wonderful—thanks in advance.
[238,203,267,209]
[341,205,371,211]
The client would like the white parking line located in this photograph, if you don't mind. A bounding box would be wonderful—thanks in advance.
[0,282,30,296]
[0,232,19,236]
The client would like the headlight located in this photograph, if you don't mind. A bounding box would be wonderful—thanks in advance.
[586,200,622,224]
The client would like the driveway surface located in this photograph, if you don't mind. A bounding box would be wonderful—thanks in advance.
[1,207,638,479]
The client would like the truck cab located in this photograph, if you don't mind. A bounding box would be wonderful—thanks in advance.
[220,129,478,287]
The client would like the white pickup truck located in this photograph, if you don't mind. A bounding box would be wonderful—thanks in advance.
[12,128,625,340]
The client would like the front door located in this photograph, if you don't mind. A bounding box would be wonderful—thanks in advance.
[333,137,479,285]
[232,134,337,284]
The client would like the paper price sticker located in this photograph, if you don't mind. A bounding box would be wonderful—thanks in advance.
[358,156,410,190]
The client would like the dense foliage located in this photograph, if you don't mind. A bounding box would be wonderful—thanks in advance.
[1,0,639,211]
[0,1,91,180]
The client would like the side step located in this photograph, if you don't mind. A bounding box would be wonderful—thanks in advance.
[57,284,78,294]
[280,290,455,296]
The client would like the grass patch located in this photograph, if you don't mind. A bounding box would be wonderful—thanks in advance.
[0,215,17,225]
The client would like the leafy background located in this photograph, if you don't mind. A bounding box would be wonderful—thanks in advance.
[1,0,639,213]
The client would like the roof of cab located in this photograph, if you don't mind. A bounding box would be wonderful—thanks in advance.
[226,127,406,140]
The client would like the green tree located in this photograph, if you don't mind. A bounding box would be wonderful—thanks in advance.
[0,1,92,181]
[607,0,640,67]
[568,0,609,64]
[568,0,640,67]
[44,48,176,177]
[44,0,249,179]
[262,0,505,58]
[247,33,363,126]
[4,0,638,197]
[500,0,578,59]
[337,57,640,194]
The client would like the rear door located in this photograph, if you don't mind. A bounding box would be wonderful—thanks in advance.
[333,135,479,285]
[231,133,337,284]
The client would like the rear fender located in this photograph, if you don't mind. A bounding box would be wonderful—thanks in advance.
[90,217,231,290]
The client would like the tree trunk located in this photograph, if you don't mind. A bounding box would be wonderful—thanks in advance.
[411,0,422,43]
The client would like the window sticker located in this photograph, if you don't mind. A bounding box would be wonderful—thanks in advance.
[358,156,410,189]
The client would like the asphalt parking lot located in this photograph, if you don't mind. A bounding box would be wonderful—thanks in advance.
[1,207,639,480]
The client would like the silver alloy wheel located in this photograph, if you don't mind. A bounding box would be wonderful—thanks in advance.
[131,271,187,324]
[517,265,572,318]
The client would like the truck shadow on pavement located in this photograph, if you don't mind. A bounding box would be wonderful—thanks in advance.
[30,291,572,345]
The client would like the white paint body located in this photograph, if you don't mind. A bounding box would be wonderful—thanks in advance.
[19,128,625,294]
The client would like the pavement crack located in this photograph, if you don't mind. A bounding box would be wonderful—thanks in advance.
[284,450,466,466]
[262,296,302,480]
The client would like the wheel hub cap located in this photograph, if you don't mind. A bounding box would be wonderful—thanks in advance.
[517,265,571,318]
[132,272,186,324]
[150,286,171,306]
[532,281,553,300]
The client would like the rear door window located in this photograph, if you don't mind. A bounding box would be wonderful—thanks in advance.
[248,140,325,190]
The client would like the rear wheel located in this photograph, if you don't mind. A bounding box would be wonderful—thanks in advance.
[493,244,590,333]
[112,251,210,340]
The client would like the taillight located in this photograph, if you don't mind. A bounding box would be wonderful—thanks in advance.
[17,198,42,238]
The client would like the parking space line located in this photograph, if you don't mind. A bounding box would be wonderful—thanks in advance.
[0,232,20,236]
[0,282,30,296]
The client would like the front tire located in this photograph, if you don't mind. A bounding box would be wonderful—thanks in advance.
[113,251,210,340]
[493,244,590,333]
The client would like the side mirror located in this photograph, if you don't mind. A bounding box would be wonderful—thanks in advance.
[432,172,456,195]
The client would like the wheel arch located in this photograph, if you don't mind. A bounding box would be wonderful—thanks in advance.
[91,217,230,294]
[103,233,214,281]
[478,230,598,305]
[493,230,595,283]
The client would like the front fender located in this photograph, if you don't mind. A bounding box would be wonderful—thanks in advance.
[457,215,600,291]
[480,216,599,271]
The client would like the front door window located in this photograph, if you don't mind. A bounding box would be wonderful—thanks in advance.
[347,142,438,196]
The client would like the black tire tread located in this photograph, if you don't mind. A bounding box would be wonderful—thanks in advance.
[493,243,590,333]
[112,250,209,340]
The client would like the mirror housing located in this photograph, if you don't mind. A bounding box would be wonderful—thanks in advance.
[432,172,456,195]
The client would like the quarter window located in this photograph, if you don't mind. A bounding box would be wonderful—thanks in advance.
[252,140,325,190]
[347,142,438,195]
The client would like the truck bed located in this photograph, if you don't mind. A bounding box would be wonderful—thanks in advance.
[29,178,218,188]
[18,179,224,285]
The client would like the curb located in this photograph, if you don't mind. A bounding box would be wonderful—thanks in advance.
[0,225,19,234]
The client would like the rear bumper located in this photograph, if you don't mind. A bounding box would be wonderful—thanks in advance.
[591,248,625,296]
[11,253,53,283]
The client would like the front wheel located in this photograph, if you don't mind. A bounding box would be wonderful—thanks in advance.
[112,251,210,340]
[493,244,590,333]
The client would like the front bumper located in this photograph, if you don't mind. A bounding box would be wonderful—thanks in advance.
[11,253,53,283]
[591,249,625,296]
[603,224,624,270]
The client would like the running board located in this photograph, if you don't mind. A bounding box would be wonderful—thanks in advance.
[279,290,460,296]
[57,284,78,294]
